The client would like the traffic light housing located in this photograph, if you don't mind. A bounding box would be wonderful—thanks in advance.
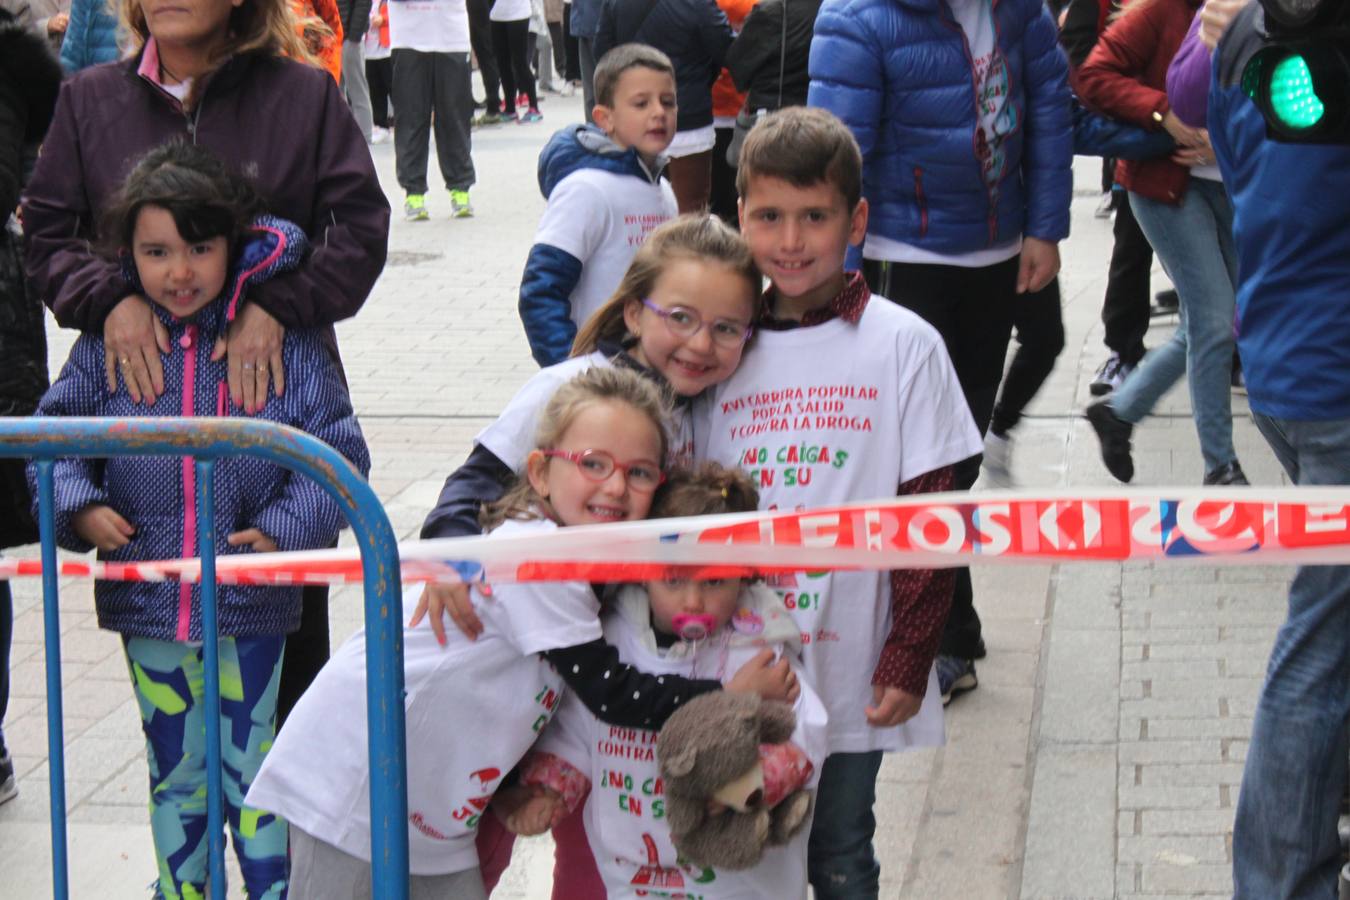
[1242,0,1350,143]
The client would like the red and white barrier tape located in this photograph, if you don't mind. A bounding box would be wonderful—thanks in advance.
[3,488,1348,586]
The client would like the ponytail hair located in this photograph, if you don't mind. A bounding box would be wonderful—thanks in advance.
[571,214,761,357]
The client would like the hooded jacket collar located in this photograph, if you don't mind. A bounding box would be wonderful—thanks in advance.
[536,124,669,199]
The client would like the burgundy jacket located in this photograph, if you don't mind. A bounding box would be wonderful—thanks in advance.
[21,48,389,360]
[1075,0,1200,204]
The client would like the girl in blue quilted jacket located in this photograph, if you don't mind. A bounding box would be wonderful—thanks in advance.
[29,142,371,900]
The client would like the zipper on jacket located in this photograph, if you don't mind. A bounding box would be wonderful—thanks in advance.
[913,167,928,238]
[175,324,199,641]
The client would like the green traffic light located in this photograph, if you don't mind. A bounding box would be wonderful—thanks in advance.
[1269,54,1325,129]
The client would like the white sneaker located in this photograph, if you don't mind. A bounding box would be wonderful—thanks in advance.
[983,432,1014,487]
[369,126,392,145]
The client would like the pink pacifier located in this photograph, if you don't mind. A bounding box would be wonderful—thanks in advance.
[671,614,719,641]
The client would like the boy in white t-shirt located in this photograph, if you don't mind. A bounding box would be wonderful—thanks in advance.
[518,43,679,366]
[697,107,983,899]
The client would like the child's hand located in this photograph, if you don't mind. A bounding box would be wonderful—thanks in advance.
[72,505,136,551]
[104,294,171,404]
[492,784,564,836]
[409,582,484,645]
[227,528,279,553]
[727,648,800,703]
[370,12,384,26]
[865,685,922,728]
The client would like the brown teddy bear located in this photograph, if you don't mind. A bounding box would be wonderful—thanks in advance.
[656,691,815,871]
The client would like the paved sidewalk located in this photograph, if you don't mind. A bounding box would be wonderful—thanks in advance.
[0,92,1293,899]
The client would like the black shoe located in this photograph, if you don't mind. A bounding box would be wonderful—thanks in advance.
[1154,288,1179,310]
[1086,401,1135,483]
[1203,461,1249,486]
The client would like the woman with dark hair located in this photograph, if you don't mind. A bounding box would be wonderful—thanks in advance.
[21,0,390,728]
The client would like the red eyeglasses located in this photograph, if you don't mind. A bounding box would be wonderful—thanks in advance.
[541,449,666,492]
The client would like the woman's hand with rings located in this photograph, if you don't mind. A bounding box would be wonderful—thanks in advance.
[104,295,171,404]
[212,302,286,413]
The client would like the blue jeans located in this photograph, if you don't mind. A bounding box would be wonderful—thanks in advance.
[808,750,883,899]
[1232,414,1350,899]
[1111,180,1240,474]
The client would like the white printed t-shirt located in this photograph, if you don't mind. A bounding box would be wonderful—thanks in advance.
[534,583,829,898]
[490,0,530,20]
[534,168,678,333]
[696,298,983,754]
[865,0,1021,268]
[388,0,470,52]
[476,351,697,470]
[246,517,600,875]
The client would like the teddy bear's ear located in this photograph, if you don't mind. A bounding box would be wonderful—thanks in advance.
[664,744,699,777]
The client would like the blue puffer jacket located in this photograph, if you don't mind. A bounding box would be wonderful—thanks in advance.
[59,0,122,73]
[808,0,1073,256]
[30,218,372,641]
[1209,4,1350,422]
[519,125,667,367]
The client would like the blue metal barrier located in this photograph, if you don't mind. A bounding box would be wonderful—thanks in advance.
[0,418,410,900]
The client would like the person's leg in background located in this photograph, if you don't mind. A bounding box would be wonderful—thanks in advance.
[468,0,503,117]
[276,583,332,726]
[562,4,580,87]
[0,579,14,804]
[505,18,539,116]
[1128,184,1243,483]
[865,257,1020,697]
[431,50,478,216]
[391,47,435,218]
[709,126,738,224]
[535,23,554,91]
[1233,415,1350,900]
[666,149,713,213]
[491,20,519,118]
[578,36,596,122]
[547,20,566,80]
[340,39,375,141]
[807,751,885,900]
[366,55,394,129]
[985,277,1065,485]
[1093,192,1154,395]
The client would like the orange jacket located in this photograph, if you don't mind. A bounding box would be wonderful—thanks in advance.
[295,0,344,82]
[712,0,758,119]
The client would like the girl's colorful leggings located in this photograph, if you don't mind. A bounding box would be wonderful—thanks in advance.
[123,634,288,900]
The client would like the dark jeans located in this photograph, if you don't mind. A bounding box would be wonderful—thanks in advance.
[990,276,1065,437]
[562,5,580,81]
[392,49,476,195]
[0,578,11,753]
[491,18,537,113]
[808,751,884,899]
[467,0,502,110]
[579,36,596,123]
[366,56,393,128]
[709,126,738,225]
[546,21,566,72]
[1102,193,1153,366]
[275,585,331,729]
[864,255,1021,660]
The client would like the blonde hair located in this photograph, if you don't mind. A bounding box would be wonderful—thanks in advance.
[571,214,761,357]
[121,0,321,87]
[480,367,673,530]
[651,463,759,519]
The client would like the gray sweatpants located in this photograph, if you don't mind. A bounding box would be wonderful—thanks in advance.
[340,39,375,140]
[391,48,477,195]
[288,825,489,900]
